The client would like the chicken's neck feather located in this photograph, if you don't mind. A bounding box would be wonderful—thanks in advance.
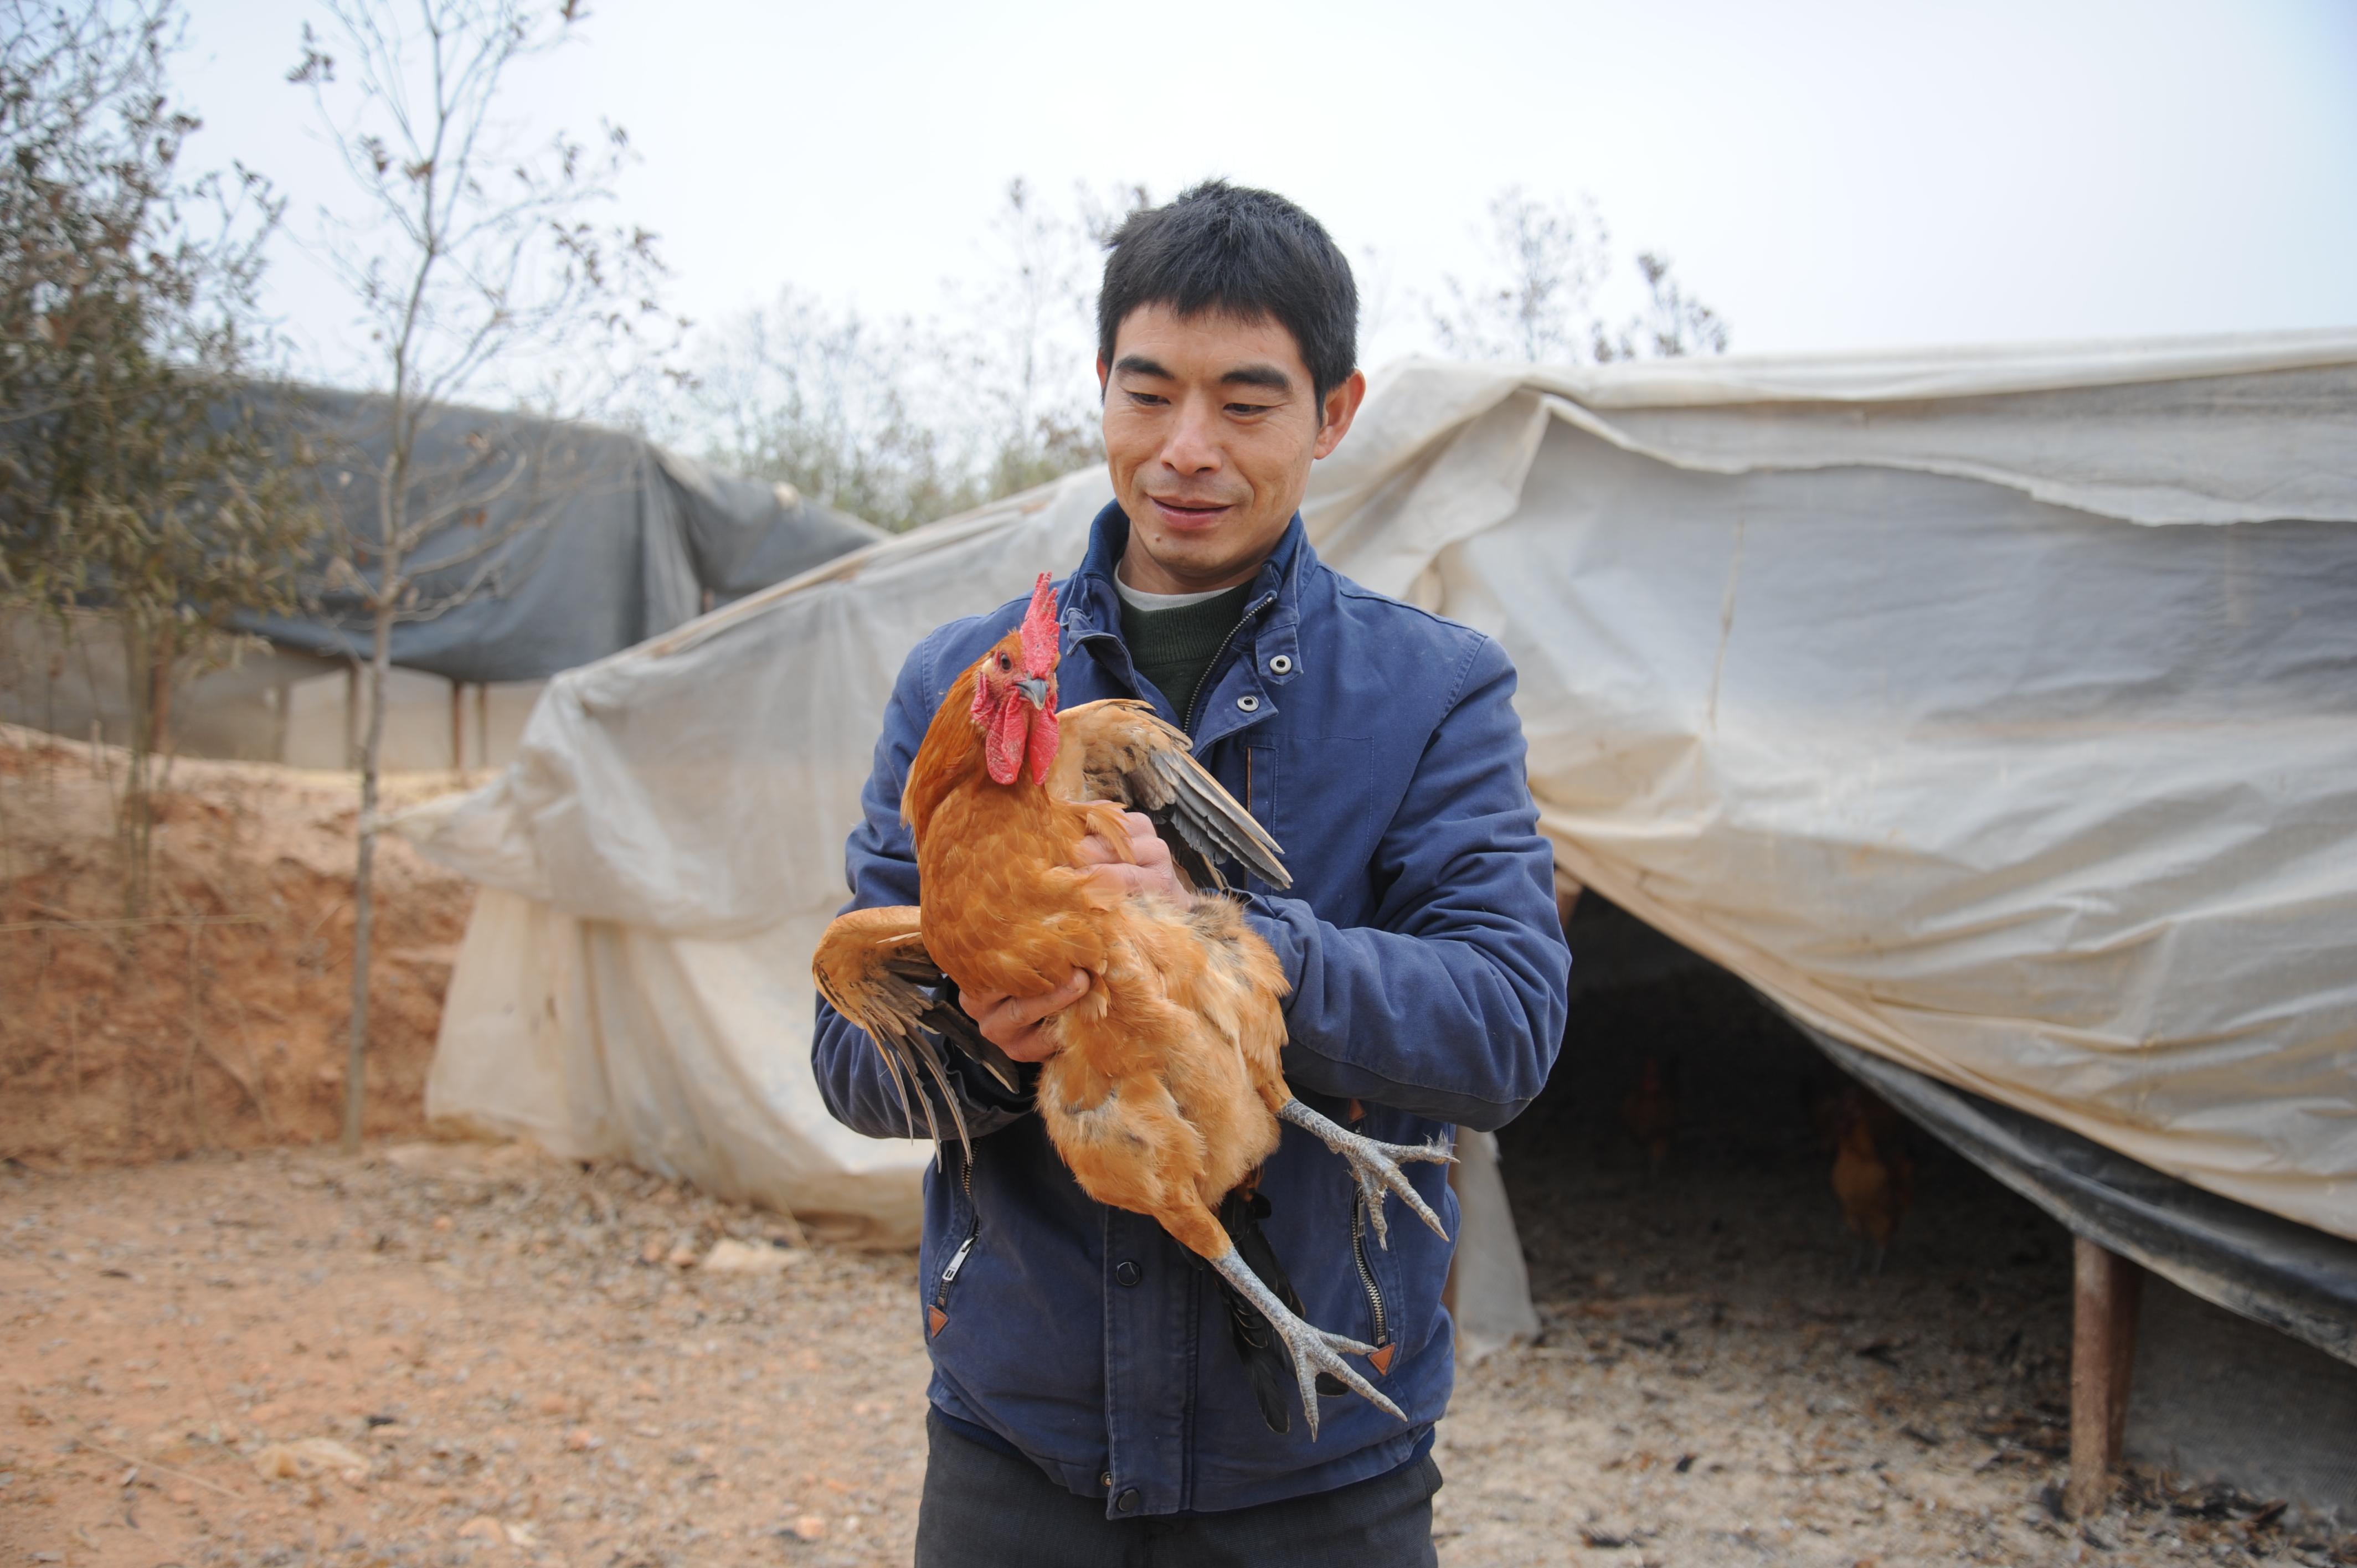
[902,666,991,842]
[899,664,1115,1002]
[903,664,1067,849]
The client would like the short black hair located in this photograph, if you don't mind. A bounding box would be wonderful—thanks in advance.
[1097,180,1358,401]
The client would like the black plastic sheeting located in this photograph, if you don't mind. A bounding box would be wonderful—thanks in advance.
[235,387,882,684]
[1795,1018,2357,1370]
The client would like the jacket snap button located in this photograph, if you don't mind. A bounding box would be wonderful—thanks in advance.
[1100,1472,1113,1489]
[1115,1260,1141,1287]
[1116,1488,1140,1513]
[1236,694,1260,713]
[1268,654,1293,675]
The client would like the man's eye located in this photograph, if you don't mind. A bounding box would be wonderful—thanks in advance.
[1227,403,1276,416]
[1127,391,1167,406]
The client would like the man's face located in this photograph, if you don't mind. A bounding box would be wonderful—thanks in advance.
[1098,303,1365,595]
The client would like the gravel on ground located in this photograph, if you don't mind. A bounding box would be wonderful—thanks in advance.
[6,1134,2350,1568]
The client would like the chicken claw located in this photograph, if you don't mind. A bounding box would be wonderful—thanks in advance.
[1210,1247,1404,1439]
[1279,1099,1454,1249]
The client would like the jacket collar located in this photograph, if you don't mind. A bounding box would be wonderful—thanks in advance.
[1060,502,1309,678]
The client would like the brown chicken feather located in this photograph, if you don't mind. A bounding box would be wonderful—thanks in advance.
[814,574,1451,1438]
[1826,1086,1915,1273]
[900,653,1293,1262]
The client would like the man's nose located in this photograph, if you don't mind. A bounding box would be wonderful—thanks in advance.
[1159,394,1223,475]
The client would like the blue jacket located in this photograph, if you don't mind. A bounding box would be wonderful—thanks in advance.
[812,503,1568,1517]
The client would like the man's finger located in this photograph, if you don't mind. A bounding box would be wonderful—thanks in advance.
[1083,864,1154,895]
[1008,971,1091,1025]
[959,986,1010,1023]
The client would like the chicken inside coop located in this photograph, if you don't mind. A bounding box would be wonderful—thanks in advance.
[1818,1083,1918,1275]
[1501,891,1945,1283]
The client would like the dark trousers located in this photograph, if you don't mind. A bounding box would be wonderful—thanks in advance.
[913,1410,1442,1567]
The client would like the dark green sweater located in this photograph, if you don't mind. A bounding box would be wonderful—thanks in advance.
[1118,581,1255,726]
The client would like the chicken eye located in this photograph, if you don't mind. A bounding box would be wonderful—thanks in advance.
[997,653,1011,672]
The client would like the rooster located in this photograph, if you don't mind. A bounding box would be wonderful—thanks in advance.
[1825,1085,1915,1274]
[814,574,1451,1437]
[1619,1055,1679,1177]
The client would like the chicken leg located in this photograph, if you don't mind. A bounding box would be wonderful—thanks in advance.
[1279,1100,1455,1250]
[1209,1246,1403,1440]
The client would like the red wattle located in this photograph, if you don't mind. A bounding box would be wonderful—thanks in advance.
[1027,697,1059,785]
[984,693,1030,785]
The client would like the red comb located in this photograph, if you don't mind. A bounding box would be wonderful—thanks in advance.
[1020,572,1058,676]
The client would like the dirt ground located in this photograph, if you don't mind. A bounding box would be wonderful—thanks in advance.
[0,726,468,1166]
[4,737,2351,1567]
[6,1124,2351,1567]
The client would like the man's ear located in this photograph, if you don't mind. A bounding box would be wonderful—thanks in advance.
[1312,369,1367,461]
[1096,355,1109,398]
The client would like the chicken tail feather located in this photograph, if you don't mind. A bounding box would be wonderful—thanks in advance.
[902,1030,973,1167]
[868,1031,921,1142]
[1217,1187,1346,1434]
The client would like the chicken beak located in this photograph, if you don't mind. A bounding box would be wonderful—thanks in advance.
[1016,677,1049,708]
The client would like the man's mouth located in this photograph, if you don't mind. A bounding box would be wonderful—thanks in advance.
[1148,495,1236,525]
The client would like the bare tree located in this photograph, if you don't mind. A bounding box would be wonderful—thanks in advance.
[675,290,979,533]
[975,178,1082,472]
[1432,187,1729,366]
[675,179,1146,534]
[0,0,316,911]
[1601,251,1730,361]
[951,178,1144,499]
[1432,188,1613,364]
[289,0,670,1151]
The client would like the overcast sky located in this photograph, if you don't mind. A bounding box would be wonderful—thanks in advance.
[177,0,2357,386]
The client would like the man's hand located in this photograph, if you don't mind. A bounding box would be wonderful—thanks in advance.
[960,972,1091,1064]
[1075,810,1182,900]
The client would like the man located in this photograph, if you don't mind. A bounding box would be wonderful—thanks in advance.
[813,181,1568,1564]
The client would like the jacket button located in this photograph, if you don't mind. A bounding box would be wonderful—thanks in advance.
[1100,1471,1113,1489]
[1236,694,1260,713]
[1116,1488,1140,1513]
[1268,654,1293,675]
[1114,1260,1141,1287]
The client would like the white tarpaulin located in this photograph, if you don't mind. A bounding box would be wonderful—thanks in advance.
[398,328,2357,1252]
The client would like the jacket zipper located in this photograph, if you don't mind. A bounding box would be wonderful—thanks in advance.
[1350,1198,1390,1348]
[1180,595,1276,735]
[932,1148,977,1318]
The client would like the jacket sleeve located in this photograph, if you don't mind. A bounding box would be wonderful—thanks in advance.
[811,627,1033,1142]
[1241,636,1569,1132]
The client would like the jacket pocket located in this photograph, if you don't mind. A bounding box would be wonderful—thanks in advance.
[1348,1188,1399,1378]
[925,1149,978,1338]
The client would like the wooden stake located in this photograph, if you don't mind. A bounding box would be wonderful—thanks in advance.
[2066,1236,2143,1516]
[1555,871,1584,932]
[450,680,465,774]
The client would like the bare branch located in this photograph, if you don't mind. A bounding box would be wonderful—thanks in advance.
[1429,187,1730,367]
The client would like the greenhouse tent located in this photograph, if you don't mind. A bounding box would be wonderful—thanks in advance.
[238,384,885,684]
[395,329,2357,1353]
[0,384,882,765]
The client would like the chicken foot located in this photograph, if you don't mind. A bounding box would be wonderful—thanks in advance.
[1278,1100,1454,1249]
[1209,1245,1404,1440]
